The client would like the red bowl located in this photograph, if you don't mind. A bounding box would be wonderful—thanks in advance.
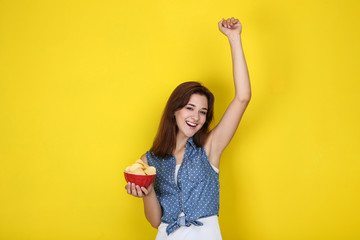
[124,171,156,188]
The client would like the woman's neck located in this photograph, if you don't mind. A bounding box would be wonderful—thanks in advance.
[175,133,189,152]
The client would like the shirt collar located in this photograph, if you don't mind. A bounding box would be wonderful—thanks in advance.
[186,137,196,149]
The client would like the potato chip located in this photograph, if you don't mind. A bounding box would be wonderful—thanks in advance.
[128,163,143,172]
[144,166,156,175]
[135,159,145,166]
[131,168,146,175]
[135,159,151,170]
[125,159,156,175]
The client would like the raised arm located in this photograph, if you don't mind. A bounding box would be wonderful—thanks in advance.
[206,18,251,168]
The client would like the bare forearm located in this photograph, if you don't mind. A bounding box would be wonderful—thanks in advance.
[228,34,251,101]
[143,190,162,228]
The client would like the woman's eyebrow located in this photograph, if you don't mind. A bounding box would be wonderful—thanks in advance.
[188,103,208,110]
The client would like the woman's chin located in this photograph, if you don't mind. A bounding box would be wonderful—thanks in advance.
[178,130,197,138]
[185,130,200,138]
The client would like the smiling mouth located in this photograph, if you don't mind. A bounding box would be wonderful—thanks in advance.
[186,121,198,127]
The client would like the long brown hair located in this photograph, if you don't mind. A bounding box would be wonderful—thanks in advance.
[150,81,214,158]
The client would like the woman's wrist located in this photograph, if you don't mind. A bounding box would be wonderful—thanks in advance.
[228,33,241,42]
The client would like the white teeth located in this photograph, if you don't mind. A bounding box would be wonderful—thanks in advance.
[186,121,197,127]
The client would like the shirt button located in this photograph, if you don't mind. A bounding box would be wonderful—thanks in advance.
[179,179,181,182]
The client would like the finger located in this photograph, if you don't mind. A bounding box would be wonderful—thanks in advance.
[227,18,231,27]
[131,183,137,196]
[147,183,153,191]
[126,182,131,194]
[219,18,224,27]
[141,186,148,195]
[136,185,143,197]
[222,18,227,27]
[231,17,237,27]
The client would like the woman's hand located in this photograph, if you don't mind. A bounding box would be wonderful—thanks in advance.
[218,17,242,38]
[125,182,154,198]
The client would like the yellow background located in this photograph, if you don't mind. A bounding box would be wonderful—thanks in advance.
[1,0,359,239]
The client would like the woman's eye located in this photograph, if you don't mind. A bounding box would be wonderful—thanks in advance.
[186,107,193,110]
[200,111,207,115]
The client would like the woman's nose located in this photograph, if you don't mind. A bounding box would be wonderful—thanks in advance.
[192,112,200,121]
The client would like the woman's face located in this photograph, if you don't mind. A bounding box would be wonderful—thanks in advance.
[174,94,208,138]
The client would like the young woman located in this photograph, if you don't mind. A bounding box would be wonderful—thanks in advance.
[125,17,251,240]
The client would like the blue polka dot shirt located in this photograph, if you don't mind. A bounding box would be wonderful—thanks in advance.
[146,137,220,235]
